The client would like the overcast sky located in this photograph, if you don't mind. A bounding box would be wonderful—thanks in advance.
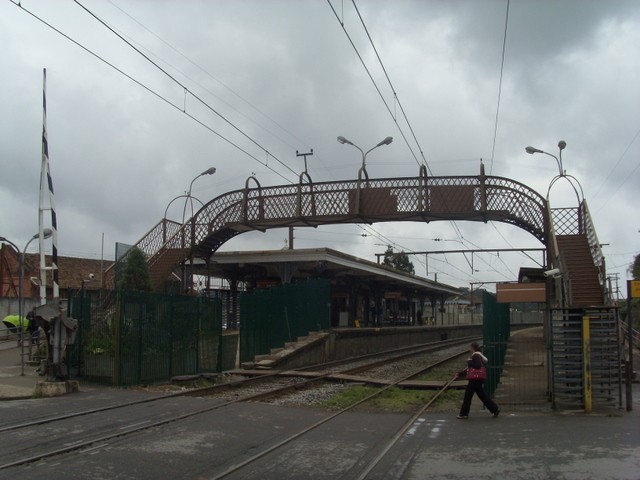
[1,0,638,295]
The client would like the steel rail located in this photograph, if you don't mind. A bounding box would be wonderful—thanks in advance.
[0,338,473,470]
[354,375,459,480]
[0,336,474,433]
[209,349,467,479]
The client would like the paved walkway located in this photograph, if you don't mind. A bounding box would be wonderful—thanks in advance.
[494,326,549,409]
[0,339,44,399]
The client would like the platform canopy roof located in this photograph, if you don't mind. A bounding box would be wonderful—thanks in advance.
[202,247,461,298]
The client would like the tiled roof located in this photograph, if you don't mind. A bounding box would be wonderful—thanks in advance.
[22,253,113,291]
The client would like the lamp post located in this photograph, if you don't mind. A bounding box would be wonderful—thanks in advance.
[162,167,216,294]
[162,167,215,244]
[525,140,567,176]
[0,228,53,375]
[337,135,393,179]
[182,167,217,224]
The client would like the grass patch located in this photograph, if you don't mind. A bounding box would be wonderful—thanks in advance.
[320,385,463,412]
[415,364,462,382]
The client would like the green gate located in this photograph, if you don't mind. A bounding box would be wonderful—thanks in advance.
[482,290,510,396]
[115,292,222,386]
[68,291,222,386]
[239,279,330,364]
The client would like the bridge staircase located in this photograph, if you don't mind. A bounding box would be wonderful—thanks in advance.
[548,201,621,409]
[555,234,604,306]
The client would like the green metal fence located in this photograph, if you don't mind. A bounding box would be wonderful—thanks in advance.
[68,290,114,381]
[68,291,222,386]
[482,290,511,396]
[239,279,331,364]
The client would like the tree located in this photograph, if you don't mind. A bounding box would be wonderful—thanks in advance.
[383,246,415,274]
[118,247,153,292]
[630,253,640,280]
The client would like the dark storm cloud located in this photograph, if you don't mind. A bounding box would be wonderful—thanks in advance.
[0,0,637,288]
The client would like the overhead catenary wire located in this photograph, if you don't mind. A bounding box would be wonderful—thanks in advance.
[72,0,298,179]
[9,0,423,267]
[591,126,640,206]
[328,0,474,253]
[488,0,510,176]
[8,0,295,183]
[351,0,429,172]
[326,0,425,171]
[105,0,314,155]
[107,0,340,192]
[12,0,523,285]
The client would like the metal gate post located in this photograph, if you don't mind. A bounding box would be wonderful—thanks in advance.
[582,315,592,413]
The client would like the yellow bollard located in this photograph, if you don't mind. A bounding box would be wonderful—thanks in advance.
[582,316,592,413]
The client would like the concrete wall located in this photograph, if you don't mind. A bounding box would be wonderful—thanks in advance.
[270,325,483,371]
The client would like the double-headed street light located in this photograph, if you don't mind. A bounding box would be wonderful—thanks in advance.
[0,228,53,375]
[525,140,567,176]
[337,136,393,179]
[526,139,583,205]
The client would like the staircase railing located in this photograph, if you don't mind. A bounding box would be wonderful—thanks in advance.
[579,200,608,303]
[546,202,570,307]
[550,200,609,306]
[103,218,186,290]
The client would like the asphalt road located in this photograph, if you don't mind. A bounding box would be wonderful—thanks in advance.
[1,390,638,480]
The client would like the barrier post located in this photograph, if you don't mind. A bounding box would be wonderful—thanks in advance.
[582,315,592,413]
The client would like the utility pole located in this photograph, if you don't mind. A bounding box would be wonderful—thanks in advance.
[296,149,313,175]
[290,149,314,250]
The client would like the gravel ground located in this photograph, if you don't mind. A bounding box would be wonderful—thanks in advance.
[131,344,470,413]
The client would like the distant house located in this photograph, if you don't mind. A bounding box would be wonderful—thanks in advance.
[0,244,111,300]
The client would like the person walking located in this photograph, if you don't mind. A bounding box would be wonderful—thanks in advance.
[456,341,500,419]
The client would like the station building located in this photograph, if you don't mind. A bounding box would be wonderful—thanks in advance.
[199,247,462,329]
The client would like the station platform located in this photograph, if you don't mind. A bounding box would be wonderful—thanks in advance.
[494,326,549,409]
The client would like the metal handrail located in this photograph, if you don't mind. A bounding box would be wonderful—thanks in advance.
[105,171,551,290]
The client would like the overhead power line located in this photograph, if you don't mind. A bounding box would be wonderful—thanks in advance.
[9,0,294,183]
[489,0,510,175]
[72,0,298,179]
[9,0,415,259]
[592,126,640,205]
[326,0,425,171]
[106,0,315,155]
[351,0,428,171]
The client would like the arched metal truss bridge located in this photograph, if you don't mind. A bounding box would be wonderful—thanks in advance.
[116,165,552,289]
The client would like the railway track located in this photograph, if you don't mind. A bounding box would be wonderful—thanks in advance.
[0,336,477,477]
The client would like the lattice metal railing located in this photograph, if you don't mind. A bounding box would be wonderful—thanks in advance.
[105,170,550,290]
[194,173,549,246]
[580,201,607,297]
[551,207,581,236]
[550,200,608,303]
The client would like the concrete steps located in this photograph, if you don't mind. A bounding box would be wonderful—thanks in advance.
[247,331,329,369]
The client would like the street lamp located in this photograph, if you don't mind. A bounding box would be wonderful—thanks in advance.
[182,167,217,224]
[0,228,53,375]
[162,167,216,244]
[337,135,393,178]
[525,140,566,176]
[161,167,216,294]
[525,139,583,202]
